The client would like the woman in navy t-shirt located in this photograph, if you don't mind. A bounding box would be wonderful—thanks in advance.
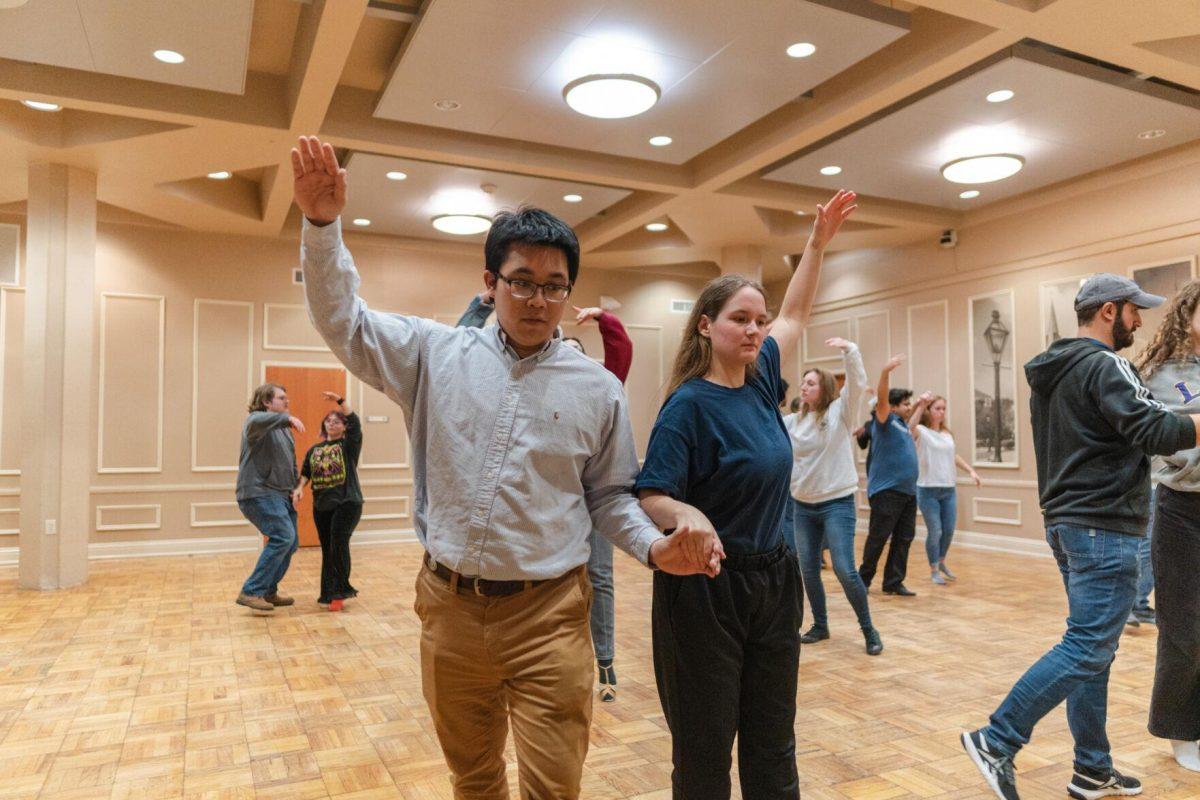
[636,190,857,799]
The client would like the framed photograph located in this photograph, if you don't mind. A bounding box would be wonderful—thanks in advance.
[1039,274,1090,350]
[969,290,1019,468]
[1129,257,1197,361]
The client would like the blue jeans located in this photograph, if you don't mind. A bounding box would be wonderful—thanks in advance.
[916,486,957,567]
[587,529,615,662]
[793,495,871,630]
[239,494,299,597]
[982,525,1138,772]
[1134,489,1155,612]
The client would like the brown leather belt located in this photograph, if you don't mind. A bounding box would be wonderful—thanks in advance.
[424,553,546,597]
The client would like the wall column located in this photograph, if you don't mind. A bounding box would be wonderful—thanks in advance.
[19,164,97,589]
[719,244,763,282]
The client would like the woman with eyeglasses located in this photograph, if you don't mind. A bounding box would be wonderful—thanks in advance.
[636,190,856,799]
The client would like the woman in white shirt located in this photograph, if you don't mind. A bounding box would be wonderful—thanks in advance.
[786,338,883,656]
[908,392,982,585]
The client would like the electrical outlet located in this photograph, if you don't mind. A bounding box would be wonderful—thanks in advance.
[45,519,57,536]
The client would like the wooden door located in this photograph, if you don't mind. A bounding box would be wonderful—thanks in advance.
[265,364,348,547]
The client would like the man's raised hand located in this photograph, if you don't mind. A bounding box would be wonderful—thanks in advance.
[291,135,347,226]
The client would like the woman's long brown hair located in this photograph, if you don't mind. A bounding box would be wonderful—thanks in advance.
[1135,279,1200,378]
[666,275,767,397]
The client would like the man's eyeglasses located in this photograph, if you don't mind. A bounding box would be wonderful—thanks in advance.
[498,274,572,303]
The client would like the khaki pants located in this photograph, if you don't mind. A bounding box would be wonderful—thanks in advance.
[414,564,594,799]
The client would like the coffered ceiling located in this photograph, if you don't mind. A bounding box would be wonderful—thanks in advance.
[0,0,1198,283]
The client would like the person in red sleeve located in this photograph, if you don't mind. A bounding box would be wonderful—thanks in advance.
[456,297,634,702]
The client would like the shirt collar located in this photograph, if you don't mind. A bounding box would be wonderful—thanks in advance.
[494,324,562,364]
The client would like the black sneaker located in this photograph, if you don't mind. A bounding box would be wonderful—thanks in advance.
[1068,766,1142,799]
[863,627,883,656]
[961,729,1019,800]
[597,661,617,703]
[883,584,917,597]
[800,625,830,644]
[1131,607,1156,626]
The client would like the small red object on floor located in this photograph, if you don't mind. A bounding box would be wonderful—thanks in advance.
[329,599,344,612]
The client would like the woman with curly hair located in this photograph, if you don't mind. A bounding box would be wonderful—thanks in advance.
[1135,278,1200,771]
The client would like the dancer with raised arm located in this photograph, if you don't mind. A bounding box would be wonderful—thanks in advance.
[290,135,721,800]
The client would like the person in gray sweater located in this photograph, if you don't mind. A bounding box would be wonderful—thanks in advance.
[235,383,306,613]
[1135,279,1200,772]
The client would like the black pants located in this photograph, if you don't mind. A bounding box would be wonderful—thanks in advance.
[314,501,362,603]
[652,544,802,800]
[859,489,916,591]
[1149,485,1200,740]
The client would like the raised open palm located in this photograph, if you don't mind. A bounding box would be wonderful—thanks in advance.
[810,189,858,250]
[291,135,347,225]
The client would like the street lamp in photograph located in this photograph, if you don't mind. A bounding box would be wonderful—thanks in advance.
[983,309,1010,462]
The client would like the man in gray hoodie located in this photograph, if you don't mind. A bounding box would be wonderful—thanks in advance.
[235,383,306,613]
[961,274,1200,800]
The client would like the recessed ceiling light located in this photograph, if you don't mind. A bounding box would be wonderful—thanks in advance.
[21,99,61,112]
[433,99,461,111]
[959,190,981,199]
[645,222,668,232]
[385,171,408,181]
[153,49,185,64]
[563,194,583,203]
[941,154,1024,184]
[432,214,492,235]
[820,165,842,176]
[786,42,816,59]
[986,89,1014,103]
[1137,128,1166,140]
[794,210,807,215]
[206,171,232,180]
[563,74,660,119]
[352,218,371,227]
[649,135,673,147]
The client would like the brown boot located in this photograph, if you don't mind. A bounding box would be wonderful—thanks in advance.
[263,593,294,607]
[236,593,274,612]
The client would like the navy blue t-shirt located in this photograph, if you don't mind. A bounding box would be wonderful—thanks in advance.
[635,336,792,555]
[865,413,919,497]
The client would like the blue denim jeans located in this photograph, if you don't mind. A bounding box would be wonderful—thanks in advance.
[587,529,615,662]
[793,495,871,630]
[916,486,957,567]
[239,494,299,597]
[1134,488,1155,612]
[982,525,1138,772]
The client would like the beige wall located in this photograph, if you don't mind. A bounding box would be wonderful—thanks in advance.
[0,213,706,557]
[771,152,1200,543]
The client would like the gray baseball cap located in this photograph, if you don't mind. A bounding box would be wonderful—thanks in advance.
[1074,273,1165,311]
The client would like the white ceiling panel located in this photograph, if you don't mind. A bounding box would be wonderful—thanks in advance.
[340,152,631,243]
[375,0,908,164]
[765,55,1200,208]
[0,0,254,94]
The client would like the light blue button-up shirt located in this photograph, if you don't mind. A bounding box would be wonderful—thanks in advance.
[300,218,661,580]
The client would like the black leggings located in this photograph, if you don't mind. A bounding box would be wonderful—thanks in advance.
[314,501,362,603]
[1149,485,1200,740]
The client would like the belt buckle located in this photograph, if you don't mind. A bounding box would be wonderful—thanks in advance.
[473,577,484,597]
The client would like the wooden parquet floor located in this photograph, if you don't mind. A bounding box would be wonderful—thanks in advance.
[0,540,1196,800]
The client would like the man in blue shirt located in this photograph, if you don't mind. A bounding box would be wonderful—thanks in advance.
[858,355,920,596]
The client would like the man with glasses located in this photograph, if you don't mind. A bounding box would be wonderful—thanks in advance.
[290,136,723,800]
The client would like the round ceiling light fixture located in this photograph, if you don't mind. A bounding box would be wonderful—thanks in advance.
[941,154,1024,184]
[432,214,492,236]
[206,171,232,180]
[820,165,842,176]
[433,99,461,111]
[959,190,981,199]
[352,218,371,227]
[563,74,660,119]
[562,194,583,203]
[1137,128,1166,140]
[153,49,185,64]
[786,42,816,58]
[649,135,673,147]
[385,171,408,181]
[22,99,61,111]
[986,89,1014,103]
[645,222,668,232]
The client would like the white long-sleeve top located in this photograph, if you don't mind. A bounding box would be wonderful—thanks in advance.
[784,343,868,503]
